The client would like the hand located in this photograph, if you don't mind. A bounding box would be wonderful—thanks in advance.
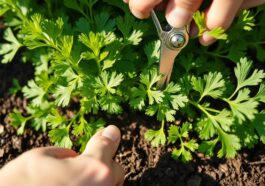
[0,125,124,186]
[124,0,265,45]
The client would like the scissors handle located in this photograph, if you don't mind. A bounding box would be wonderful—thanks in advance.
[150,10,163,35]
[150,10,190,88]
[151,10,189,51]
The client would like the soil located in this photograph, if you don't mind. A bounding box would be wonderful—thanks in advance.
[1,60,265,186]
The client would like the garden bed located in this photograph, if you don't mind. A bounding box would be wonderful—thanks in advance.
[0,62,264,186]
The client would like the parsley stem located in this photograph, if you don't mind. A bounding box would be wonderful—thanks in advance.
[228,87,239,100]
[204,51,230,61]
[204,107,221,114]
[68,110,83,127]
[189,101,214,118]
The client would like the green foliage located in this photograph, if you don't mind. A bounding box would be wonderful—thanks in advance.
[144,120,166,147]
[1,1,265,161]
[193,11,227,40]
[0,28,22,63]
[168,123,198,162]
[190,58,264,158]
[8,79,22,95]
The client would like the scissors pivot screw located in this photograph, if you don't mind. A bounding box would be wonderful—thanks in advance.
[170,33,186,49]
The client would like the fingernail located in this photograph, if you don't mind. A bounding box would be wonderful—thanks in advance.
[166,7,192,28]
[101,125,119,142]
[200,32,216,46]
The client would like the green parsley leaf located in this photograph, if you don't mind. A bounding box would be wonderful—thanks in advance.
[22,80,46,107]
[192,11,206,36]
[9,110,27,135]
[198,139,218,157]
[237,10,255,31]
[49,126,73,148]
[47,108,65,128]
[207,27,228,40]
[192,72,225,101]
[217,131,241,158]
[93,71,123,95]
[255,83,265,103]
[0,28,22,63]
[94,12,115,32]
[225,89,258,123]
[197,118,216,140]
[253,112,265,144]
[139,69,164,105]
[193,11,227,40]
[54,83,75,107]
[234,57,265,91]
[144,40,160,68]
[145,122,166,147]
[168,123,198,162]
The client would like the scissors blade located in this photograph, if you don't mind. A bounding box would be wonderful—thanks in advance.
[157,43,180,88]
[150,10,162,35]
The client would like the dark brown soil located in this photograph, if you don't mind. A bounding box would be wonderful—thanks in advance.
[0,61,265,186]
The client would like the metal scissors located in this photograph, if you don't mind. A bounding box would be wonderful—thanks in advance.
[150,10,189,88]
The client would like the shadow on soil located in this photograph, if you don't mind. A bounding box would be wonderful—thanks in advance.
[125,152,220,186]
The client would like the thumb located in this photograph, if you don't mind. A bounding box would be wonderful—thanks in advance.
[166,0,203,28]
[81,125,121,166]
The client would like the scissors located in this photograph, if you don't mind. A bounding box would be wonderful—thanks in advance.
[150,10,190,88]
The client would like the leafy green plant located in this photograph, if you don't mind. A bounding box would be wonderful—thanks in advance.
[1,0,265,161]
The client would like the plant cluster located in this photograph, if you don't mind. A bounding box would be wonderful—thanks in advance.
[0,0,265,161]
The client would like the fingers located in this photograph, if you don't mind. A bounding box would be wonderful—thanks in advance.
[33,147,78,159]
[241,0,265,9]
[112,161,125,186]
[82,125,121,166]
[127,0,162,19]
[166,0,203,28]
[199,0,243,45]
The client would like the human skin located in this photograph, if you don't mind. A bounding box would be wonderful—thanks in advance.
[0,125,124,186]
[123,0,265,45]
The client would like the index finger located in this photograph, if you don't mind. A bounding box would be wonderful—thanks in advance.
[128,0,162,19]
[29,147,78,159]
